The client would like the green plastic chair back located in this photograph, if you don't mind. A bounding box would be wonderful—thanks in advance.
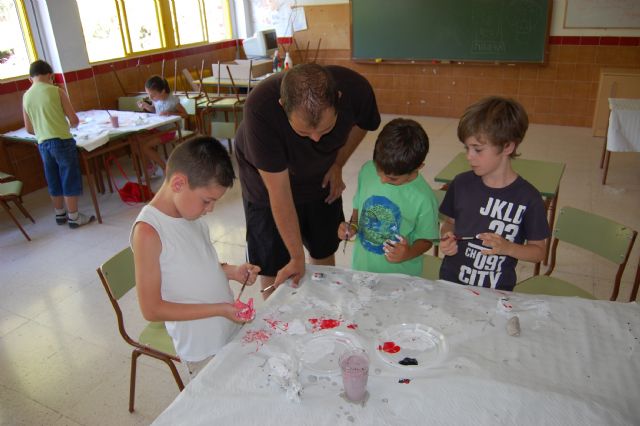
[99,247,136,300]
[515,276,597,299]
[421,254,443,281]
[554,206,635,265]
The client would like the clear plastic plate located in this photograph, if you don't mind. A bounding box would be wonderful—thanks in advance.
[376,323,447,370]
[299,330,365,376]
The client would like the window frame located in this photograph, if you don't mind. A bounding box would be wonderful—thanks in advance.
[0,0,38,81]
[77,0,233,65]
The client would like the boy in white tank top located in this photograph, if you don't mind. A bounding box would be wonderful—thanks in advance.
[131,136,260,376]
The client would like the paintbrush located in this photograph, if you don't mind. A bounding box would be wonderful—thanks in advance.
[260,284,275,294]
[236,270,250,301]
[342,218,353,254]
[430,235,478,242]
[105,110,112,117]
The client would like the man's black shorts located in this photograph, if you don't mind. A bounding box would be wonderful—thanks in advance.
[244,197,344,277]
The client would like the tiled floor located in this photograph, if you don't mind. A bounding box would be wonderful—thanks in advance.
[1,114,639,425]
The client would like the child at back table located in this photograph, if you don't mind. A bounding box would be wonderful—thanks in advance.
[338,118,439,277]
[439,96,550,291]
[137,75,187,176]
[131,136,260,376]
[22,60,94,228]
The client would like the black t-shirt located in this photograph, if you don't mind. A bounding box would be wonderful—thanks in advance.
[439,171,550,291]
[235,66,381,205]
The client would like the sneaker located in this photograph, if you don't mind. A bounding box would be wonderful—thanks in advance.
[55,213,67,225]
[68,212,96,229]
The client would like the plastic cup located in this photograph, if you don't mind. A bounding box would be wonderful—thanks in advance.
[339,349,369,402]
[110,115,119,128]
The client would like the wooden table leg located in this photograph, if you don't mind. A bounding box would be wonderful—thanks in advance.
[602,150,611,185]
[81,151,102,223]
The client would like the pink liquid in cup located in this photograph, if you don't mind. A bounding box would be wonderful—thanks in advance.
[339,349,369,402]
[110,115,119,128]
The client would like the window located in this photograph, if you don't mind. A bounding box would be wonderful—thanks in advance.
[203,0,231,42]
[172,0,205,46]
[77,0,232,63]
[0,0,36,80]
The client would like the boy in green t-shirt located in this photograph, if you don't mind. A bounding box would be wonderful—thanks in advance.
[338,118,439,277]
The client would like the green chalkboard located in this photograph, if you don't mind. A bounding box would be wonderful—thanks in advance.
[352,0,552,63]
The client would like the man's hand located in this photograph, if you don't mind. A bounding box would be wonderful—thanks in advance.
[321,163,345,204]
[274,257,305,288]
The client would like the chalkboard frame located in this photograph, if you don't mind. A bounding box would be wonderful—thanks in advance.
[351,0,553,64]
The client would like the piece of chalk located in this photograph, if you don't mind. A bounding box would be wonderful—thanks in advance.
[507,316,520,337]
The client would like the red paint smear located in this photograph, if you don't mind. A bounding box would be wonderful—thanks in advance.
[467,288,480,296]
[242,329,271,351]
[263,318,289,332]
[308,317,341,332]
[398,378,411,384]
[347,323,358,330]
[378,341,401,354]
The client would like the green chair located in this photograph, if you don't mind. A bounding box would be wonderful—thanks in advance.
[0,171,35,241]
[515,206,637,301]
[421,254,443,281]
[97,247,184,413]
[431,188,446,257]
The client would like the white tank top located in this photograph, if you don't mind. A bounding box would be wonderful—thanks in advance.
[131,205,239,362]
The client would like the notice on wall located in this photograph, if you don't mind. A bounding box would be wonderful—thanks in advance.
[250,0,308,36]
[564,0,640,29]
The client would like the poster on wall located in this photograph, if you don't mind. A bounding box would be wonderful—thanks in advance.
[564,0,640,29]
[249,0,308,37]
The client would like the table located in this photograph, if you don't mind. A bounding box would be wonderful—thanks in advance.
[1,110,181,223]
[201,73,271,91]
[434,152,565,269]
[153,266,640,425]
[601,98,640,184]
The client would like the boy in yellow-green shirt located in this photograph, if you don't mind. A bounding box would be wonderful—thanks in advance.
[22,60,94,228]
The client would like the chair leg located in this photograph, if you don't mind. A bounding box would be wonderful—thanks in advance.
[13,199,34,223]
[1,200,31,241]
[129,349,142,413]
[599,137,607,168]
[630,259,640,302]
[160,358,185,391]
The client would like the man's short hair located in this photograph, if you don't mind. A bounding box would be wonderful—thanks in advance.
[166,137,235,188]
[280,63,339,127]
[373,118,429,176]
[457,96,529,158]
[29,60,53,77]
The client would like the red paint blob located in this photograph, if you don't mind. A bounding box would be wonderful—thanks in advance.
[263,318,289,331]
[379,341,401,353]
[242,330,271,351]
[398,378,411,384]
[347,323,358,330]
[308,317,341,332]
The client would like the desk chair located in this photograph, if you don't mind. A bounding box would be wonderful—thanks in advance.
[97,247,184,413]
[515,206,637,301]
[628,257,640,302]
[0,171,35,241]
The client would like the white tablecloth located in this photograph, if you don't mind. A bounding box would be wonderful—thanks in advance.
[607,98,640,152]
[3,110,180,152]
[153,265,640,426]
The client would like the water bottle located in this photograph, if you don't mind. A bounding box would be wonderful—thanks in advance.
[284,52,293,70]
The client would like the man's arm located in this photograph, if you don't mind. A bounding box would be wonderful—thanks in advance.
[322,125,368,203]
[23,109,34,135]
[59,87,79,128]
[258,168,306,286]
[132,222,242,323]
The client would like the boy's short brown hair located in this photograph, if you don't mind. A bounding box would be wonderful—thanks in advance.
[166,136,235,188]
[457,96,529,158]
[373,118,429,176]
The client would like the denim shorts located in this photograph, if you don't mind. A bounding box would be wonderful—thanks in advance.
[38,138,83,197]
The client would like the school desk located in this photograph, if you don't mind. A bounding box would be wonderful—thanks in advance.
[601,98,640,185]
[152,265,640,425]
[1,110,181,223]
[434,152,566,270]
[200,73,271,91]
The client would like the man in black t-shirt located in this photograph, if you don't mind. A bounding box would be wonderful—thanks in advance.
[235,64,380,295]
